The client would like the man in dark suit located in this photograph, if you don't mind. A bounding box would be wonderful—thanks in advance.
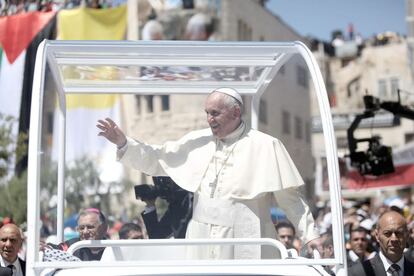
[349,210,414,276]
[0,224,26,276]
[405,221,414,263]
[347,226,376,267]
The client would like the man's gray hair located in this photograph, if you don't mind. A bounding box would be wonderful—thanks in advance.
[221,93,242,109]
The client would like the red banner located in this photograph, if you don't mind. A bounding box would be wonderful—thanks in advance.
[0,11,55,63]
[344,164,414,190]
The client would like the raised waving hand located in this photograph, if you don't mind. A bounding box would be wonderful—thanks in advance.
[97,118,127,148]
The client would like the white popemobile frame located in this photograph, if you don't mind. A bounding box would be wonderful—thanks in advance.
[27,40,345,275]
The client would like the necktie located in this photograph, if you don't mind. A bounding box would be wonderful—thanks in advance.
[7,264,14,276]
[388,263,401,276]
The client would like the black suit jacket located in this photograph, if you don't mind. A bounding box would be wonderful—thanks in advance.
[348,254,414,276]
[19,258,25,276]
[405,247,414,263]
[347,250,363,267]
[0,258,26,276]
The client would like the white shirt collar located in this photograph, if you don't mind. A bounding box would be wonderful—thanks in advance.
[379,251,404,275]
[348,250,360,262]
[219,121,245,144]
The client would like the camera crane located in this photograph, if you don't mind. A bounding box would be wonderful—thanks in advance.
[347,90,414,176]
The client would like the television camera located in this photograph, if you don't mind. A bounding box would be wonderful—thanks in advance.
[347,91,414,176]
[134,176,193,239]
[134,176,188,202]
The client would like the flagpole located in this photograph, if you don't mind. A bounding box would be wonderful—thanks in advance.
[127,0,139,40]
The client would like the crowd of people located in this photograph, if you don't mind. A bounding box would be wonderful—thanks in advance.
[1,5,412,272]
[2,190,414,275]
[0,0,127,16]
[2,86,414,275]
[97,85,414,275]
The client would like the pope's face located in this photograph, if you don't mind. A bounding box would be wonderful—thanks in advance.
[205,93,241,139]
[375,212,408,263]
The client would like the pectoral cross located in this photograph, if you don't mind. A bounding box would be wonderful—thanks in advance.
[209,178,217,198]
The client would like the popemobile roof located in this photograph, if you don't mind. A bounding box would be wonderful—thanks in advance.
[43,40,305,95]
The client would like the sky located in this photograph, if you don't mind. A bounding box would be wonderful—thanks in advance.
[266,0,407,41]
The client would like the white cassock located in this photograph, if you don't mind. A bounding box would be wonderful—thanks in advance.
[118,122,319,259]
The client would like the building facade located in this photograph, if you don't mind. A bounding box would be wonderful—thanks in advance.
[122,0,315,197]
[311,34,414,196]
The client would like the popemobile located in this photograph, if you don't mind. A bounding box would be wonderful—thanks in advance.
[26,40,345,276]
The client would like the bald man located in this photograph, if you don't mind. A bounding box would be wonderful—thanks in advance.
[97,87,318,259]
[0,224,25,276]
[349,211,414,276]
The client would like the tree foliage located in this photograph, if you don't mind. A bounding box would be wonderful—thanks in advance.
[39,157,130,218]
[0,171,27,224]
[65,157,99,212]
[0,113,28,224]
[0,112,131,226]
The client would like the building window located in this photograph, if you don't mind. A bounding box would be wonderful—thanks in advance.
[237,19,243,40]
[405,133,414,143]
[161,95,170,111]
[145,95,153,113]
[305,121,310,143]
[282,110,290,134]
[182,0,194,9]
[246,25,252,40]
[259,99,267,124]
[336,136,348,149]
[135,95,141,114]
[296,65,308,88]
[294,116,303,139]
[347,77,360,98]
[237,19,252,41]
[390,77,399,97]
[378,79,387,98]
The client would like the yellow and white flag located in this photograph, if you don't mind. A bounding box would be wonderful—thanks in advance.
[53,6,126,184]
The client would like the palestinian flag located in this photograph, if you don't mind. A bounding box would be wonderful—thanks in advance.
[0,11,56,175]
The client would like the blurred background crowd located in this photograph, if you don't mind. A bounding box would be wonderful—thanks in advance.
[2,191,414,266]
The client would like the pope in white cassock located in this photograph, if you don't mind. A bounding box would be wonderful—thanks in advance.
[97,87,319,259]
